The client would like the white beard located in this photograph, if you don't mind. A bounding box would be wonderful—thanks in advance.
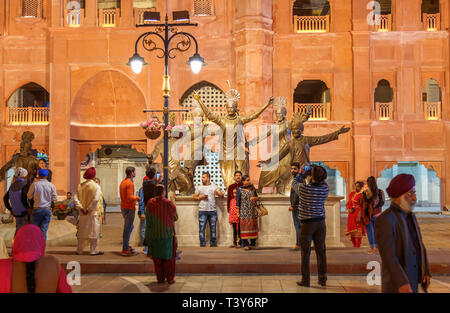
[399,196,415,212]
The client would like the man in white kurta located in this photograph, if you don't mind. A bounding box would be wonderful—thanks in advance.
[74,167,103,255]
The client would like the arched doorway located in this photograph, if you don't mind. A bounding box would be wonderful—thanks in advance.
[293,80,331,120]
[179,81,227,124]
[374,79,394,120]
[378,162,441,213]
[6,83,49,125]
[70,70,147,196]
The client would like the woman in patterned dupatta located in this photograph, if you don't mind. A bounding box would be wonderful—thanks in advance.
[236,175,260,251]
[145,185,178,284]
[346,181,366,248]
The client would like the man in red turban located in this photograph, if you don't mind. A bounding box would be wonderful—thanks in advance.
[83,167,96,180]
[374,173,431,293]
[74,167,103,255]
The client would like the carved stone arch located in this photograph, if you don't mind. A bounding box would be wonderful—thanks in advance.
[179,81,225,104]
[131,143,147,155]
[375,161,398,178]
[179,81,227,124]
[323,161,348,182]
[420,161,443,179]
[70,68,148,110]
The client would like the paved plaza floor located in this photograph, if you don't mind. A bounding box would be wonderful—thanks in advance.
[38,213,450,275]
[71,273,450,293]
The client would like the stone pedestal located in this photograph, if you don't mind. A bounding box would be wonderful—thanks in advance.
[0,220,78,248]
[175,194,344,248]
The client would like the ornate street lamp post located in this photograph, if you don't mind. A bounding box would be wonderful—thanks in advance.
[128,11,206,196]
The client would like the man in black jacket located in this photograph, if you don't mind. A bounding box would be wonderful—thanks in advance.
[3,167,31,234]
[375,174,431,293]
[138,168,158,253]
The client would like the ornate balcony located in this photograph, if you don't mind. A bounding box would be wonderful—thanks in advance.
[100,8,119,27]
[7,107,49,126]
[423,13,440,31]
[295,103,330,121]
[294,15,329,33]
[374,14,392,32]
[424,102,441,120]
[65,9,84,27]
[376,102,394,121]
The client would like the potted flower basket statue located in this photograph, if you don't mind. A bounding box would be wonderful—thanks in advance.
[140,118,165,140]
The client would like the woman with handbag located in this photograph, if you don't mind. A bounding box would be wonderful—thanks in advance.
[361,176,385,254]
[236,175,259,251]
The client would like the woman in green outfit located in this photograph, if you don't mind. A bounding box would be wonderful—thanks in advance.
[144,185,178,284]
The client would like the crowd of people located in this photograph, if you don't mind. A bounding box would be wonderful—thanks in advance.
[1,159,433,293]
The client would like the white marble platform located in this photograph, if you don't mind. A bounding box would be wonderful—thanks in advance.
[174,195,345,248]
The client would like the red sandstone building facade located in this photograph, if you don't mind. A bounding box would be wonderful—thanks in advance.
[0,0,448,211]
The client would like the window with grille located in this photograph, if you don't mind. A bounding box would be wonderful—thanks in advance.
[22,0,40,18]
[180,81,227,123]
[194,0,212,16]
[180,149,226,193]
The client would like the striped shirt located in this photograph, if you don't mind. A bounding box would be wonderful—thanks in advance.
[291,177,329,222]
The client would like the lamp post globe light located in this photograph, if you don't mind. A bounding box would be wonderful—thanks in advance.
[127,53,147,74]
[128,10,206,196]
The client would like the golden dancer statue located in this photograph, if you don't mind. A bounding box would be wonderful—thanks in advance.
[193,88,273,189]
[147,113,193,198]
[258,111,350,171]
[247,97,292,195]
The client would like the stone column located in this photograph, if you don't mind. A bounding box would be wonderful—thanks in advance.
[420,163,429,202]
[232,0,273,116]
[232,0,274,185]
[120,0,134,27]
[395,0,422,31]
[351,0,372,182]
[50,0,62,27]
[49,36,70,196]
[85,0,98,27]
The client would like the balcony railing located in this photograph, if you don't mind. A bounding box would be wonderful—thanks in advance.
[376,102,394,120]
[374,14,392,32]
[424,102,441,120]
[294,15,329,33]
[134,8,157,26]
[100,8,119,27]
[65,9,84,27]
[295,103,331,121]
[423,13,440,31]
[7,107,50,125]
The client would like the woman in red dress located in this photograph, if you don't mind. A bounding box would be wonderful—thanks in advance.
[228,188,240,248]
[346,181,366,248]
